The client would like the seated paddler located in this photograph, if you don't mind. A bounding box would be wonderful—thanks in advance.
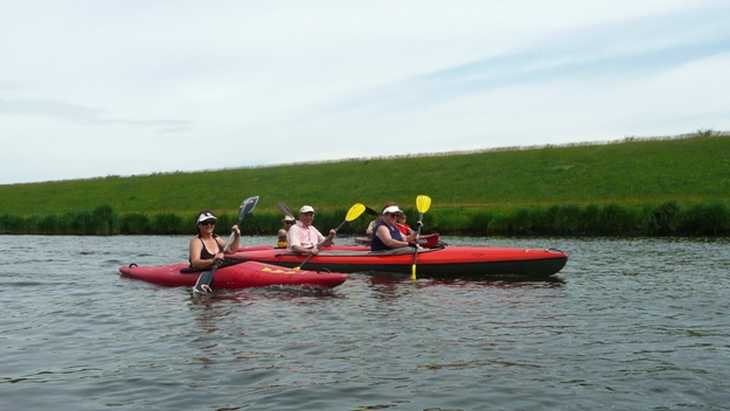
[371,205,417,251]
[188,210,240,270]
[276,215,296,248]
[287,205,336,256]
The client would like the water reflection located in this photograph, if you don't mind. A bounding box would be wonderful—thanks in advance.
[366,272,564,292]
[186,286,344,334]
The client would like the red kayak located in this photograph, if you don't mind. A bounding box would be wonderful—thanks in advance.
[230,245,568,279]
[119,261,347,289]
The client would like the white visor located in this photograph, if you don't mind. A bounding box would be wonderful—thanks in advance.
[382,205,402,215]
[196,212,217,224]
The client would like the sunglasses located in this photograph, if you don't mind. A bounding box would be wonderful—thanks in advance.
[200,220,216,226]
[284,221,294,225]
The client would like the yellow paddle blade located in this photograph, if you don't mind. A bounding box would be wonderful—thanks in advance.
[411,264,417,280]
[416,195,432,214]
[345,203,366,222]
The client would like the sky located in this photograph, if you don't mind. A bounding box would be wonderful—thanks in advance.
[1,0,729,184]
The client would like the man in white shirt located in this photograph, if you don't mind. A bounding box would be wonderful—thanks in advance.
[287,205,336,256]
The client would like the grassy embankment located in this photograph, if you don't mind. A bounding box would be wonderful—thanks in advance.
[1,133,729,236]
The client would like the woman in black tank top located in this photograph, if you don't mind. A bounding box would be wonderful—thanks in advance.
[197,235,221,260]
[188,210,241,270]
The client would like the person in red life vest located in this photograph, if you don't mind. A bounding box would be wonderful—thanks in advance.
[287,205,336,256]
[395,211,414,236]
[188,210,240,270]
[371,205,417,251]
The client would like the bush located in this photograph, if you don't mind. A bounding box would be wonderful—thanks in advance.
[679,203,730,235]
[91,205,118,235]
[120,213,151,234]
[580,204,602,234]
[69,210,94,235]
[596,204,640,236]
[0,214,23,233]
[38,214,60,234]
[1,201,728,236]
[645,201,680,236]
[495,208,533,235]
[467,210,492,236]
[152,213,185,234]
[531,205,584,235]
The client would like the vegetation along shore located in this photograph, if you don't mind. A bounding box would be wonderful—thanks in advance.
[2,132,729,236]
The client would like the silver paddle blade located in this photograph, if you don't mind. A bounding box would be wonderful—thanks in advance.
[276,201,294,219]
[239,196,259,221]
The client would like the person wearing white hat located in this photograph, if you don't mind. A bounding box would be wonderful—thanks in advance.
[188,210,241,271]
[276,215,296,249]
[287,205,336,255]
[370,205,417,251]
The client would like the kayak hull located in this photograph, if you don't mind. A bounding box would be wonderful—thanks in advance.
[119,261,347,289]
[231,246,568,279]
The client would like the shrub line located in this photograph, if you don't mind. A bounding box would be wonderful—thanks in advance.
[1,202,728,237]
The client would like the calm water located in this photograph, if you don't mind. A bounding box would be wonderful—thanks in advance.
[1,235,729,410]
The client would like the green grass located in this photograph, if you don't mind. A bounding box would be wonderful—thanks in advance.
[1,133,729,236]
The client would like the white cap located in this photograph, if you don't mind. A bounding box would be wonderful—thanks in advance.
[299,205,315,214]
[382,205,402,215]
[196,211,217,224]
[283,215,296,222]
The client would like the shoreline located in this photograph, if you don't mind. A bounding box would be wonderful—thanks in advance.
[2,201,728,237]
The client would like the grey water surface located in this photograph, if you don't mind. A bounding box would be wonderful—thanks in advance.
[1,235,728,411]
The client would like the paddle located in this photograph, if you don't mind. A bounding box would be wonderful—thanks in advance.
[192,195,260,295]
[333,203,366,231]
[277,201,295,220]
[294,203,366,270]
[361,205,381,239]
[410,195,432,280]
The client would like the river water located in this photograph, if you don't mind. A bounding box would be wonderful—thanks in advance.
[1,235,728,410]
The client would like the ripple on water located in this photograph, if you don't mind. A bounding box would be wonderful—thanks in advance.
[1,235,729,410]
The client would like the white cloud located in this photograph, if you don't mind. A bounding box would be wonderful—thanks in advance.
[1,0,728,184]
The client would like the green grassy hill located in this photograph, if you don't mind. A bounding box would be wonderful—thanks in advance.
[2,133,729,236]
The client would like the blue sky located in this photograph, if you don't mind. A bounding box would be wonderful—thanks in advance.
[1,0,729,184]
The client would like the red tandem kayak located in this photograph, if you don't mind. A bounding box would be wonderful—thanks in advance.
[119,261,347,289]
[229,245,568,279]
